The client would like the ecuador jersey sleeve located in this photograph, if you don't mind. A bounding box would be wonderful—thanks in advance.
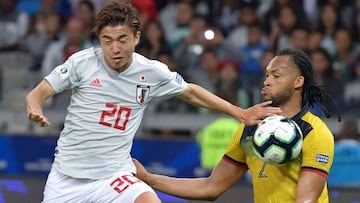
[224,124,249,169]
[300,113,334,178]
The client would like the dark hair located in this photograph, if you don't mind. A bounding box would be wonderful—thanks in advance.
[78,0,95,13]
[277,48,340,120]
[93,1,140,36]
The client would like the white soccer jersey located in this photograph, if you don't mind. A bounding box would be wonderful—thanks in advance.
[45,47,188,179]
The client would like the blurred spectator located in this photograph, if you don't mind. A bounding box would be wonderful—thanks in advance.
[328,118,360,187]
[25,12,63,71]
[73,0,98,45]
[153,50,198,114]
[308,30,323,52]
[41,16,92,76]
[167,0,194,50]
[196,117,240,171]
[158,0,177,43]
[0,65,2,101]
[317,3,342,57]
[213,0,240,36]
[32,0,62,27]
[321,0,355,29]
[190,48,219,94]
[223,3,260,59]
[192,0,214,23]
[136,21,169,59]
[237,22,268,90]
[352,9,360,53]
[0,0,29,51]
[69,0,105,14]
[267,4,304,52]
[332,28,356,81]
[131,0,158,30]
[289,27,309,53]
[310,47,345,115]
[301,0,318,29]
[344,58,360,113]
[262,0,307,36]
[172,15,224,80]
[215,59,241,107]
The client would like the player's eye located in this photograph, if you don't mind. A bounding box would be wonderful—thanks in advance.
[119,38,127,43]
[103,39,112,44]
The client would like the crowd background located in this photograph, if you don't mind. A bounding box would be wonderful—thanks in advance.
[0,0,359,195]
[0,0,359,145]
[0,0,359,138]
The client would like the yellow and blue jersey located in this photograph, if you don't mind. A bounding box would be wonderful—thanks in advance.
[224,105,334,203]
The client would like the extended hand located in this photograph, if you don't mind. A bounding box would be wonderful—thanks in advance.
[133,158,149,182]
[240,101,281,126]
[27,111,50,127]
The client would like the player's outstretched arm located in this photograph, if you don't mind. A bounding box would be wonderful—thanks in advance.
[178,83,281,125]
[295,171,327,203]
[133,158,247,201]
[26,80,55,127]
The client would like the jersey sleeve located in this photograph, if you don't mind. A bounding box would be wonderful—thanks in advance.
[44,58,80,93]
[149,61,188,98]
[301,121,334,178]
[224,124,249,169]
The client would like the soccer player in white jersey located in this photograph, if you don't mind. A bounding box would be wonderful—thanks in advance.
[26,1,281,202]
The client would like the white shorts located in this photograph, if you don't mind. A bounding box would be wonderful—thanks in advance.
[43,168,156,203]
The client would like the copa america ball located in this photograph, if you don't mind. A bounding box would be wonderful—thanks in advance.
[252,115,303,164]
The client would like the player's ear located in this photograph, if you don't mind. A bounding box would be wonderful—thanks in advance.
[134,31,141,46]
[294,76,304,89]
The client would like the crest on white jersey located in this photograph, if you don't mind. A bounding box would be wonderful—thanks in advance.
[136,85,150,104]
[54,65,69,79]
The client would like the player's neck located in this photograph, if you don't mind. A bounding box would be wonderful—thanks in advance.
[279,100,302,118]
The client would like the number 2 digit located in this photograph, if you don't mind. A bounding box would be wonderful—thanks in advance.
[258,163,268,178]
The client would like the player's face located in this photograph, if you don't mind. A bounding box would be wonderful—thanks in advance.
[99,25,140,72]
[261,55,303,106]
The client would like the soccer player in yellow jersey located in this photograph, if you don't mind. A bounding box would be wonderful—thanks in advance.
[134,48,336,203]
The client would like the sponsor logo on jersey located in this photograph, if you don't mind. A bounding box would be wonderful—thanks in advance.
[316,153,329,164]
[175,73,183,84]
[136,85,150,104]
[90,78,102,87]
[54,65,69,79]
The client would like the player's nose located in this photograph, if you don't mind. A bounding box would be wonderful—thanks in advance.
[110,41,122,54]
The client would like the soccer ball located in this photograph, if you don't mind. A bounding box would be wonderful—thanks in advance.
[252,115,303,164]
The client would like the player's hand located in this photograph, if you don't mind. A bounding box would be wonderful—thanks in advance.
[133,158,150,182]
[27,111,50,127]
[240,101,282,126]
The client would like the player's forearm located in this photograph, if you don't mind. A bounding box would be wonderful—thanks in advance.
[26,90,46,114]
[180,83,241,118]
[144,174,219,200]
[26,80,54,114]
[295,171,326,203]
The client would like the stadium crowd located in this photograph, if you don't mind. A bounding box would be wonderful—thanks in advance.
[0,0,360,132]
[0,0,359,191]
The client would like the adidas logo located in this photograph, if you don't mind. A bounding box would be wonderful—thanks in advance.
[90,78,102,87]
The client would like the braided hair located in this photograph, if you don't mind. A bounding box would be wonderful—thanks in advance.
[276,48,340,121]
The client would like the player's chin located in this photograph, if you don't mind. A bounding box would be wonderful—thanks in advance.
[262,95,271,102]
